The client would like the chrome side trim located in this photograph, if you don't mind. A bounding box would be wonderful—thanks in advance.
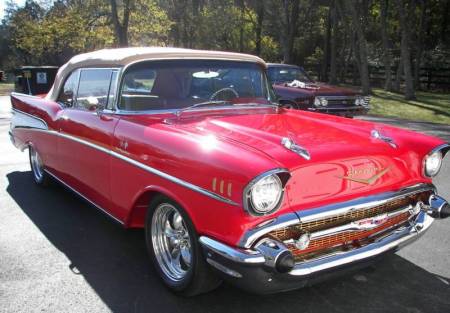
[107,146,238,205]
[44,170,124,225]
[238,183,435,248]
[11,109,48,130]
[18,127,238,206]
[288,211,433,276]
[199,236,265,264]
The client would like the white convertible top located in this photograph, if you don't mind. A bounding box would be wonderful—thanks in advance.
[46,47,266,101]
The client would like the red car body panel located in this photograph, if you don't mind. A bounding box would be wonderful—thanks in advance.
[10,92,444,247]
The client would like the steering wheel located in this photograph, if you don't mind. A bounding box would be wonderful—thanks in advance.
[209,87,239,101]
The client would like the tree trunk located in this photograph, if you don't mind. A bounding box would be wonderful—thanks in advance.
[329,0,338,84]
[109,0,131,47]
[254,0,264,56]
[414,0,427,90]
[394,61,402,92]
[238,0,245,52]
[344,0,370,94]
[281,0,300,63]
[321,5,331,81]
[380,0,393,91]
[397,0,415,99]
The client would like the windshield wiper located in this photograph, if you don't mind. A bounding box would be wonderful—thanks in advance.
[175,100,232,116]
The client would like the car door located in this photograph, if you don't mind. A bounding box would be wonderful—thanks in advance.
[56,68,121,217]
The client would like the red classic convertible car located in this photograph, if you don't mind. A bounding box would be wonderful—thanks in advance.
[268,63,370,117]
[9,48,450,296]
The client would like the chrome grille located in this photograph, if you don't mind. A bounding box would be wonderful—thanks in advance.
[267,190,432,262]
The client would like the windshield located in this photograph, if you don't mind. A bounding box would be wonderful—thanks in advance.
[119,60,275,111]
[267,66,314,84]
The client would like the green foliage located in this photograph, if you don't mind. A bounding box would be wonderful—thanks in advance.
[1,0,449,98]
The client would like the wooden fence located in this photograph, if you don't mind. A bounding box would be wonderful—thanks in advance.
[303,64,450,91]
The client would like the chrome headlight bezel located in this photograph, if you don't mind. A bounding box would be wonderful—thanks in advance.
[423,144,450,177]
[243,169,291,216]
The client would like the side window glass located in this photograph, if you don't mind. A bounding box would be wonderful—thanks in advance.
[106,70,118,110]
[76,69,112,111]
[57,70,79,107]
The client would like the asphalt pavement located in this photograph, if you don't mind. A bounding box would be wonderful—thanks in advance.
[1,96,450,313]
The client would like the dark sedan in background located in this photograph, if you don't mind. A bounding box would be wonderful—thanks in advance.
[268,63,370,117]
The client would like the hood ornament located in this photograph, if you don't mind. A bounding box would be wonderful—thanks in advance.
[371,130,397,148]
[281,137,311,160]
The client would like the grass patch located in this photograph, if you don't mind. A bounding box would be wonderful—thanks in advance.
[369,88,450,124]
[0,83,14,96]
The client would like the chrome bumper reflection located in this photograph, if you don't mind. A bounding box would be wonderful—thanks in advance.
[289,210,432,276]
[200,210,433,279]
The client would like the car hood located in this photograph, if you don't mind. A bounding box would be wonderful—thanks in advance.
[273,82,357,97]
[170,109,440,211]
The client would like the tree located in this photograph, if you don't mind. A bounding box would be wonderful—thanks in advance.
[329,0,338,84]
[397,0,415,99]
[343,0,371,95]
[109,0,132,47]
[380,0,393,91]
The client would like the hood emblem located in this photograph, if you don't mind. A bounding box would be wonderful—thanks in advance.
[337,166,391,185]
[281,137,311,160]
[371,130,397,148]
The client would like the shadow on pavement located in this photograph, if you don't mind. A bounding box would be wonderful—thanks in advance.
[6,171,450,313]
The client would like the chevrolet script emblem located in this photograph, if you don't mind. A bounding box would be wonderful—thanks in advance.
[353,214,389,230]
[337,166,391,185]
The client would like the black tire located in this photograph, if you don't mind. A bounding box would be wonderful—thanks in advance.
[29,146,50,186]
[145,195,221,296]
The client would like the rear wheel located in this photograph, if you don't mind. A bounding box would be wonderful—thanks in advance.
[145,195,221,296]
[29,146,50,186]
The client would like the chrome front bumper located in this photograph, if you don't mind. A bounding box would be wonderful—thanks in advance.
[199,188,448,294]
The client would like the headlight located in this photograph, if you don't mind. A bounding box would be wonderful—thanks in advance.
[424,151,443,177]
[250,175,282,214]
[314,97,321,107]
[314,97,328,107]
[244,170,290,216]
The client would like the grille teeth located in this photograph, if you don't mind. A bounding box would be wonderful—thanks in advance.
[266,191,431,262]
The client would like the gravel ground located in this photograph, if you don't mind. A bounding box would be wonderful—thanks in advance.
[1,96,449,313]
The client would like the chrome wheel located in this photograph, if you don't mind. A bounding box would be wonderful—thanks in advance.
[30,147,44,182]
[151,203,192,281]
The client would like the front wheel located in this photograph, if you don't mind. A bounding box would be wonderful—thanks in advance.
[145,196,221,296]
[29,146,50,186]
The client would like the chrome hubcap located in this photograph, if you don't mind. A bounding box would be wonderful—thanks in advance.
[30,148,44,182]
[151,203,192,281]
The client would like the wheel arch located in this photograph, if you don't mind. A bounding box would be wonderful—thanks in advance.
[125,185,194,229]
